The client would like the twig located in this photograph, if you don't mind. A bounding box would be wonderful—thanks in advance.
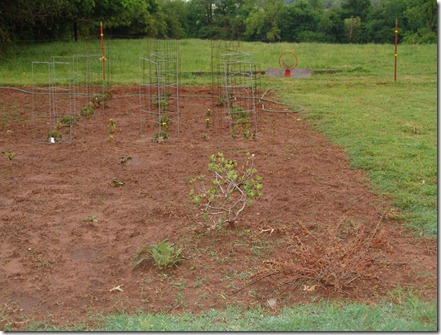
[231,271,279,295]
[371,208,390,238]
[346,275,361,285]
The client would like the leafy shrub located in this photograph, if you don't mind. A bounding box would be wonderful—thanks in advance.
[189,152,263,229]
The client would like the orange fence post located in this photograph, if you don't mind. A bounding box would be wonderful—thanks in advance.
[394,19,398,82]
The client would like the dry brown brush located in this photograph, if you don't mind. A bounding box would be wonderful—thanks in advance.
[245,215,391,294]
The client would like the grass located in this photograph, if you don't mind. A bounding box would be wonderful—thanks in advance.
[100,298,436,331]
[0,39,437,330]
[24,290,437,331]
[275,48,437,236]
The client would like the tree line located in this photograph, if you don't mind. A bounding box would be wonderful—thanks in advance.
[0,0,436,44]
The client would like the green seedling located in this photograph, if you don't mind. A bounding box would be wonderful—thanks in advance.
[110,177,125,187]
[119,156,132,164]
[107,118,117,133]
[83,215,98,223]
[3,151,16,160]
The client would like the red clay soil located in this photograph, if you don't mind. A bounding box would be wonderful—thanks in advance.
[0,85,437,330]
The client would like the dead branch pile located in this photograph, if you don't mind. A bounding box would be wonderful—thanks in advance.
[251,215,392,293]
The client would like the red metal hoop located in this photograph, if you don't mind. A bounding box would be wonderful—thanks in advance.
[279,51,298,69]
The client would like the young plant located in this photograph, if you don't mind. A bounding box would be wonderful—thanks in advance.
[92,93,108,108]
[2,151,16,160]
[152,131,169,143]
[159,115,172,131]
[57,115,80,129]
[47,129,62,143]
[81,103,95,118]
[107,119,117,133]
[132,239,184,270]
[119,156,132,164]
[82,215,98,223]
[205,109,212,128]
[230,105,254,139]
[155,99,169,111]
[189,152,263,229]
[110,177,125,187]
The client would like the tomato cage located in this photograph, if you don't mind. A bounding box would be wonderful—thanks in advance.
[139,38,180,143]
[210,41,258,141]
[31,53,110,144]
[31,60,75,144]
[221,51,258,140]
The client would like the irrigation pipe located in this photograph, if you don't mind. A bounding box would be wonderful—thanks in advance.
[0,86,44,94]
[259,87,303,113]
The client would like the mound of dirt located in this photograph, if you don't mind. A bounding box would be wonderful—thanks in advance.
[0,86,436,330]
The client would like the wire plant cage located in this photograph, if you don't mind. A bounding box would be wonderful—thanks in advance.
[139,38,180,143]
[31,49,111,144]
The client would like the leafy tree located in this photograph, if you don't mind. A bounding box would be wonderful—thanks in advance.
[340,0,373,21]
[308,0,325,11]
[0,0,69,42]
[318,8,346,42]
[338,0,373,42]
[64,0,95,40]
[186,0,216,38]
[344,15,365,42]
[278,0,322,42]
[94,0,157,37]
[212,0,247,39]
[403,0,437,43]
[364,9,391,43]
[162,0,188,38]
[243,0,284,42]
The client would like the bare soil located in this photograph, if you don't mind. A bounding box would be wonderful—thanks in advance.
[0,86,436,330]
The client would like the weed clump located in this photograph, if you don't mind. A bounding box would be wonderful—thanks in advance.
[133,239,184,270]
